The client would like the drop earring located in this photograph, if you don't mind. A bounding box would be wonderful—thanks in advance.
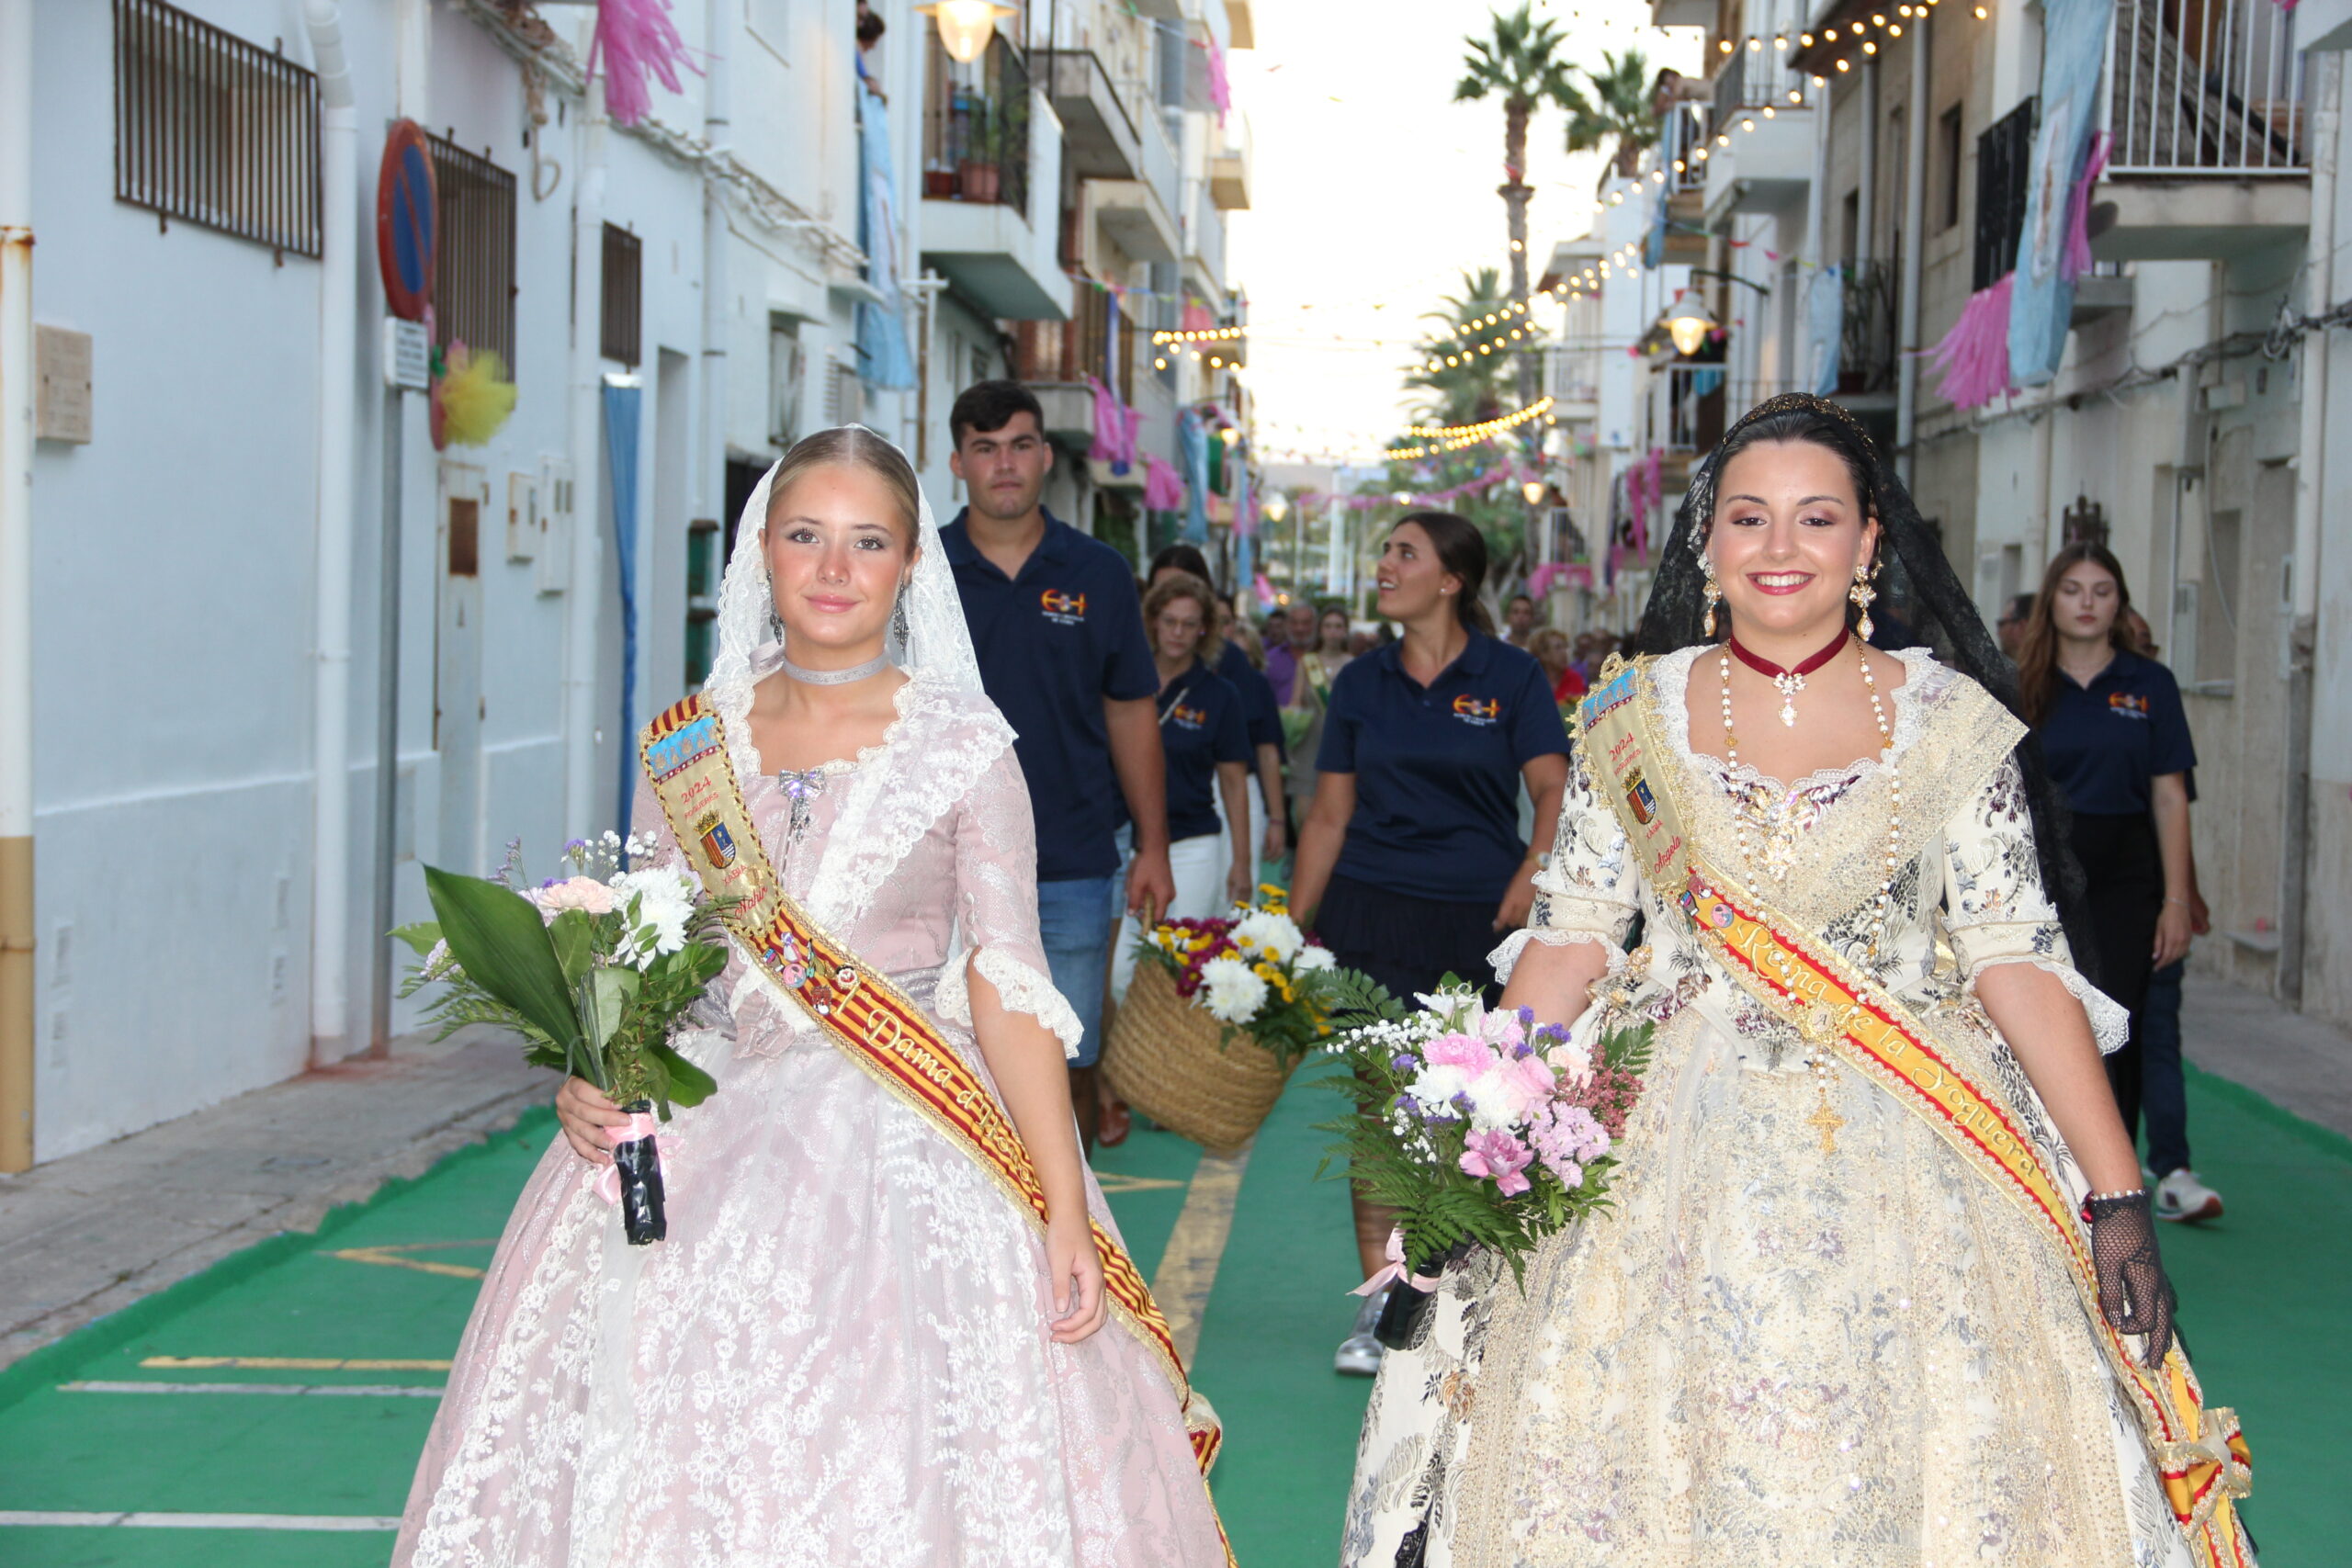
[1850,560,1878,643]
[1702,559,1724,639]
[768,606,785,643]
[890,584,911,647]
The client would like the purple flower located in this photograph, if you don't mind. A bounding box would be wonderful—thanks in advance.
[1396,1094,1422,1118]
[1391,1053,1420,1073]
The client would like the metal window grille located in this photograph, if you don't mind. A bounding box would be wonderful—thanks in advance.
[112,0,322,257]
[427,132,517,367]
[1972,97,2036,290]
[601,223,642,367]
[922,30,1031,219]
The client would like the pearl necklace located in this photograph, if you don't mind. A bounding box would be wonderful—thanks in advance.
[1717,638,1905,963]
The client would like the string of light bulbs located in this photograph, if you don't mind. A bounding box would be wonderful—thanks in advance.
[1150,325,1250,344]
[1382,396,1555,459]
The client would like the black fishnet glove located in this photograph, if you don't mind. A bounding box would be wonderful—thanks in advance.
[2086,1190,2177,1369]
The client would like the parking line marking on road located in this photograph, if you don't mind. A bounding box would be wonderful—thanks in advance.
[62,1380,445,1398]
[1150,1148,1250,1371]
[139,1356,454,1371]
[327,1240,494,1280]
[0,1510,402,1531]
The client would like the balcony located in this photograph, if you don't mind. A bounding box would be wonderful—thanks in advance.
[1080,101,1180,266]
[1184,185,1227,304]
[1037,49,1139,180]
[920,35,1072,321]
[1655,101,1712,262]
[2090,0,2310,262]
[1209,115,1252,210]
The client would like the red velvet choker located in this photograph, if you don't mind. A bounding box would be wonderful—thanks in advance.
[1724,630,1849,681]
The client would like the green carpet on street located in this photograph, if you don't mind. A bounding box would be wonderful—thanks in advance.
[0,1065,2336,1564]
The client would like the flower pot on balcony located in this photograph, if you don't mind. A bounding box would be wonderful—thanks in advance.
[924,166,957,199]
[959,160,1000,204]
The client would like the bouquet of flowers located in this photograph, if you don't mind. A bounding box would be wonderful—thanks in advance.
[394,832,733,1245]
[1323,977,1653,1345]
[1138,888,1345,1066]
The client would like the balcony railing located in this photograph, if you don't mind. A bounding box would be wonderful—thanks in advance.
[1709,47,1791,123]
[1656,362,1727,454]
[2105,0,2303,175]
[923,31,1031,218]
[1973,96,2037,290]
[1839,259,1898,396]
[1658,98,1712,195]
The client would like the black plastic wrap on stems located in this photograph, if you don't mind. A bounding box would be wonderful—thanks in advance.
[612,1099,669,1247]
[1373,1238,1476,1351]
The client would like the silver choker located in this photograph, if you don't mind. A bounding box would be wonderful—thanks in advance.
[778,651,889,685]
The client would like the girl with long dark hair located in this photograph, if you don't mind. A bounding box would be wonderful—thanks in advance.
[1342,398,2253,1567]
[1290,511,1570,1377]
[2018,543,2206,1217]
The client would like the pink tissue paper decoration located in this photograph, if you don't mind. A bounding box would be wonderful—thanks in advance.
[1084,376,1136,466]
[592,0,698,127]
[1527,562,1592,597]
[1204,36,1232,124]
[2062,131,2110,283]
[1928,273,2017,411]
[1144,455,1186,512]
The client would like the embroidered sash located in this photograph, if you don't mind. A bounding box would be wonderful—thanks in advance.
[1574,655,2255,1566]
[638,696,1230,1491]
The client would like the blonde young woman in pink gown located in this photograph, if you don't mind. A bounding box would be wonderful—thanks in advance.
[393,427,1228,1568]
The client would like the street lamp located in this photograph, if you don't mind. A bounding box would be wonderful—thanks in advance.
[1521,479,1548,506]
[915,0,1016,63]
[1262,492,1290,524]
[1667,298,1719,357]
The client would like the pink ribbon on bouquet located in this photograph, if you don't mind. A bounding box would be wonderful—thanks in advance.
[1351,1226,1445,1297]
[589,1111,676,1204]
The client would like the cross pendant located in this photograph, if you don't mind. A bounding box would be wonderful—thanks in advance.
[1773,671,1804,728]
[1807,1094,1846,1154]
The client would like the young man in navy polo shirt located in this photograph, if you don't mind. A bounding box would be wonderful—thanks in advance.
[942,381,1175,1152]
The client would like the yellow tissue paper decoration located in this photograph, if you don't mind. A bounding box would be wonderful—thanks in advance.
[437,343,517,447]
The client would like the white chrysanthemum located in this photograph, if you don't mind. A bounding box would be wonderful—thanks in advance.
[1197,955,1271,1024]
[1294,942,1336,972]
[1229,908,1304,964]
[612,867,698,970]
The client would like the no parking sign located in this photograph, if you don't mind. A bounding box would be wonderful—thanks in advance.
[376,119,435,321]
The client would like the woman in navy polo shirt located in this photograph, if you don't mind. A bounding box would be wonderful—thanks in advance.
[2019,544,2197,1202]
[1109,571,1254,999]
[1290,510,1570,1375]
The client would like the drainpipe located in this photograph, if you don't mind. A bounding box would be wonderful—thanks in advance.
[1894,9,1930,485]
[0,0,32,1171]
[1857,57,1878,272]
[561,76,609,840]
[2281,51,2340,1009]
[303,0,356,1063]
[701,0,730,524]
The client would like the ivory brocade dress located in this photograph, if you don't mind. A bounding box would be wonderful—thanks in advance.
[393,679,1227,1568]
[1343,647,2203,1568]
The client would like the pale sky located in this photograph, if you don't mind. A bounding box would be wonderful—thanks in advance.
[1226,1,1703,466]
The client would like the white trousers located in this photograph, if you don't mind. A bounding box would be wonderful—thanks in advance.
[1109,830,1233,1001]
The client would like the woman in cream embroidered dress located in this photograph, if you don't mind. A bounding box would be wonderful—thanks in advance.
[1344,397,2227,1568]
[394,428,1227,1568]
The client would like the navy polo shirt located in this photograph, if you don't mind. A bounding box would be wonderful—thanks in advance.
[1150,661,1251,841]
[2038,649,2198,818]
[1317,632,1570,903]
[1215,638,1286,757]
[943,510,1159,880]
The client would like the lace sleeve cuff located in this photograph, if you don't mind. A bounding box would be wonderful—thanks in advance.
[1965,956,2132,1055]
[1489,929,1628,986]
[936,946,1087,1060]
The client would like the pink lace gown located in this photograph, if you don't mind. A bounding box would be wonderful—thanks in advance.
[393,682,1227,1568]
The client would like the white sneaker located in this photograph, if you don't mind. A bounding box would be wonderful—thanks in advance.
[2154,1168,2224,1223]
[1335,1288,1389,1376]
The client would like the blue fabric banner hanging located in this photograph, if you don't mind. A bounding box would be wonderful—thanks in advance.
[604,379,644,838]
[2007,0,2113,386]
[1180,408,1211,544]
[855,81,918,389]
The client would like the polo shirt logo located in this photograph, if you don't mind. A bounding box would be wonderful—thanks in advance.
[2108,692,2151,718]
[1170,703,1208,729]
[1039,589,1088,625]
[1452,693,1502,726]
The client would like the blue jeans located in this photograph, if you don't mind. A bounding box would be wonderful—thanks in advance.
[1036,873,1122,1068]
[2139,958,2193,1177]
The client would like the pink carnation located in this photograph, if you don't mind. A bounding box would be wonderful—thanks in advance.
[1460,1129,1534,1197]
[1423,1032,1496,1072]
[532,875,616,917]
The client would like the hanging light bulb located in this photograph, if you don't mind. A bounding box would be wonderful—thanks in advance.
[1219,426,1240,447]
[1263,492,1289,524]
[1521,479,1548,506]
[914,0,1017,64]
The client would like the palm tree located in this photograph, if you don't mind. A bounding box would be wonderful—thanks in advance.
[1564,49,1658,180]
[1453,3,1577,408]
[1403,267,1511,428]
